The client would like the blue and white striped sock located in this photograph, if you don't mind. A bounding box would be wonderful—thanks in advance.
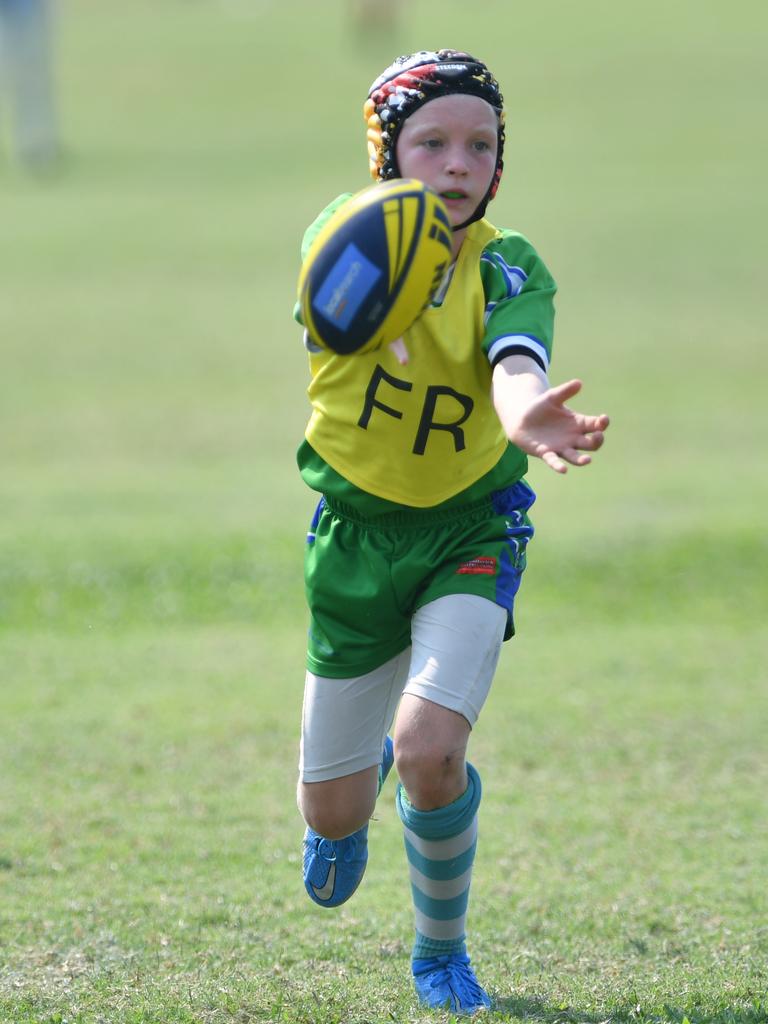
[396,763,481,961]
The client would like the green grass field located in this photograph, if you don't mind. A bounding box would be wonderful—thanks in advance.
[1,1,767,1021]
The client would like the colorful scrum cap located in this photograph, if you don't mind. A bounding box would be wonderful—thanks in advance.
[364,49,505,229]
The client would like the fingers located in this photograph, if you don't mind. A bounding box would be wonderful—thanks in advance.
[509,378,610,473]
[548,378,583,405]
[542,450,568,473]
[578,414,610,433]
[548,383,610,435]
[541,436,602,473]
[562,448,593,466]
[388,337,409,365]
[579,430,605,452]
[542,449,594,473]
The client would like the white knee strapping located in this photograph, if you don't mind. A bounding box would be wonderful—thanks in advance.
[405,594,506,726]
[299,594,505,781]
[299,648,409,782]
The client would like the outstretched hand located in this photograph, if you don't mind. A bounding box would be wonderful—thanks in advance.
[504,378,609,473]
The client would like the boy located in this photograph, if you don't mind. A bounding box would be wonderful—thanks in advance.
[295,50,609,1015]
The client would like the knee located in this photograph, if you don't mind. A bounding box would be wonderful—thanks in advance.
[394,742,467,811]
[298,781,375,840]
[302,806,367,840]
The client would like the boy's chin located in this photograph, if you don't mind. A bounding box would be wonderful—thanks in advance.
[446,206,469,224]
[449,214,471,231]
[444,201,476,227]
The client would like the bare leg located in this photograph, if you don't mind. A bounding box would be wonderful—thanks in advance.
[298,764,379,840]
[394,693,471,810]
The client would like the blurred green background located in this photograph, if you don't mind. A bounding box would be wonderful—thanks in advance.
[1,1,767,1021]
[3,0,766,567]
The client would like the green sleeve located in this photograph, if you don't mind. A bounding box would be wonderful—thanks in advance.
[293,193,354,326]
[479,231,557,372]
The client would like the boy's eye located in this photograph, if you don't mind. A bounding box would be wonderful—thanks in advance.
[422,138,443,149]
[473,140,491,152]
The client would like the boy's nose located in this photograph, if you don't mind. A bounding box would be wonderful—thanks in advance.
[445,158,469,176]
[444,147,469,175]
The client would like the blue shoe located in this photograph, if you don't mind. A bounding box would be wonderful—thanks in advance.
[412,954,492,1015]
[303,736,395,908]
[379,734,395,792]
[303,823,369,907]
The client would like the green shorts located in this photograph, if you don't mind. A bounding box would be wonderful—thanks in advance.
[304,480,535,678]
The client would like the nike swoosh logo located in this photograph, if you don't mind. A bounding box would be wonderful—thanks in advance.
[311,861,336,901]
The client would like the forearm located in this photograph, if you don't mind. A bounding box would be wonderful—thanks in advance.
[491,354,549,438]
[490,354,608,473]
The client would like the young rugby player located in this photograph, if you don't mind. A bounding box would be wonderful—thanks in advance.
[295,50,609,1014]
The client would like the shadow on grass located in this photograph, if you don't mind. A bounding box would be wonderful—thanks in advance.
[492,994,768,1024]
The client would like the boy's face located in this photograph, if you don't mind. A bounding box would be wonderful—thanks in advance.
[395,93,499,230]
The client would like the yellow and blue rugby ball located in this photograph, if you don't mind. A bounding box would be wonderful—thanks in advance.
[298,179,453,355]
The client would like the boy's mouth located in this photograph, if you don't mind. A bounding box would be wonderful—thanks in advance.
[441,190,467,200]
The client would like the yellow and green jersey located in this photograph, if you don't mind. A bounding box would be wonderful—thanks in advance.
[295,193,556,511]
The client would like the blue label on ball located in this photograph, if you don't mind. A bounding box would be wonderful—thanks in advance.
[313,243,382,331]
